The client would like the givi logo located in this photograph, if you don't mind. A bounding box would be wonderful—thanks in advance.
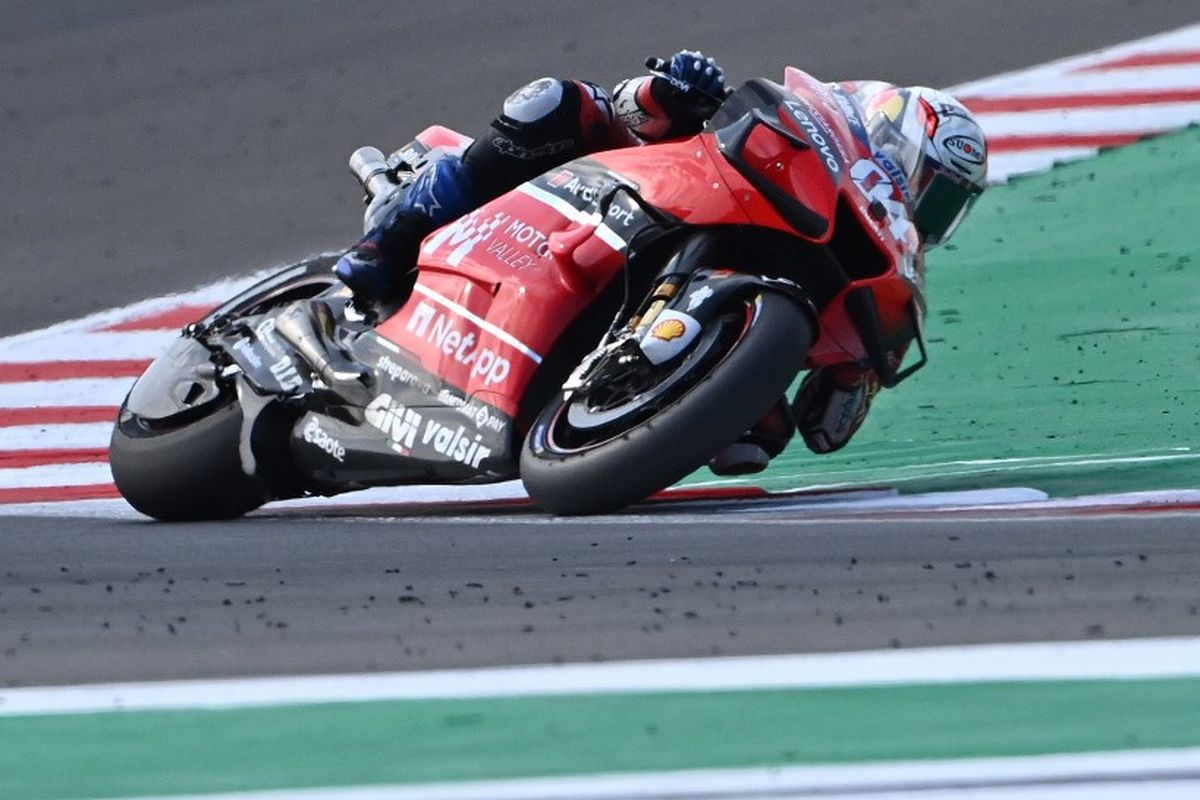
[365,394,423,452]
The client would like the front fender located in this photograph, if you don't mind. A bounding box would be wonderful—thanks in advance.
[669,269,818,332]
[637,268,818,367]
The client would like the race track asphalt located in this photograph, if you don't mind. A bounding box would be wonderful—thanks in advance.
[2,1,1199,686]
[4,508,1200,687]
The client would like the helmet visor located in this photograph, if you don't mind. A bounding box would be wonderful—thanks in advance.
[911,164,982,245]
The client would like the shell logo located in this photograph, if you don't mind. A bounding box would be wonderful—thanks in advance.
[651,318,687,341]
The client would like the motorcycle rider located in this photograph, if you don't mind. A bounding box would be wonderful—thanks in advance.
[336,51,989,474]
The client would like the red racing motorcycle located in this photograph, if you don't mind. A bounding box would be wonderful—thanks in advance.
[110,69,928,519]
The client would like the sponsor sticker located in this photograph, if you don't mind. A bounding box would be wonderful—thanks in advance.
[420,419,493,468]
[375,354,422,388]
[482,216,554,268]
[850,158,915,243]
[502,217,550,256]
[268,355,304,392]
[302,416,346,462]
[422,207,566,269]
[944,135,986,165]
[255,318,282,353]
[421,209,509,267]
[231,337,263,368]
[365,393,424,454]
[833,86,867,143]
[485,240,541,270]
[553,171,606,203]
[685,285,713,313]
[782,99,841,174]
[543,167,639,225]
[405,301,512,387]
[650,318,686,342]
[436,389,506,434]
[639,309,701,365]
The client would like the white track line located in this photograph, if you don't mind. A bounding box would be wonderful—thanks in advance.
[946,23,1200,96]
[96,762,1200,800]
[0,462,113,490]
[0,330,174,362]
[962,64,1200,97]
[104,753,1200,800]
[976,102,1200,136]
[4,636,1199,717]
[0,422,115,450]
[0,379,134,409]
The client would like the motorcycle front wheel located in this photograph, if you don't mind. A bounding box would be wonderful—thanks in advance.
[520,291,813,515]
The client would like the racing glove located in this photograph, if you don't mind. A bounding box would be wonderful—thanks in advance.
[661,50,728,97]
[792,365,879,454]
[613,50,728,141]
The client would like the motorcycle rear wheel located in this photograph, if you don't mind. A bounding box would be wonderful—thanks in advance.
[110,254,342,521]
[520,292,813,515]
[110,397,270,521]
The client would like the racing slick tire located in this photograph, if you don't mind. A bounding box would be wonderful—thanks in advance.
[110,254,343,521]
[521,291,813,515]
[110,397,270,522]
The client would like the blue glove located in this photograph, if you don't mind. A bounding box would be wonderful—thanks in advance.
[664,50,727,98]
[639,51,728,137]
[652,49,724,98]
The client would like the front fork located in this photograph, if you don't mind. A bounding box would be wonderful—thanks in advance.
[563,232,818,393]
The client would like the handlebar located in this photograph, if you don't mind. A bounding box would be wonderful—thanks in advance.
[348,146,395,200]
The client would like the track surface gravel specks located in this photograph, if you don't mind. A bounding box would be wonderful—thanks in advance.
[2,510,1199,686]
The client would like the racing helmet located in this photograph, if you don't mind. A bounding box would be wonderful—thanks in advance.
[860,85,988,246]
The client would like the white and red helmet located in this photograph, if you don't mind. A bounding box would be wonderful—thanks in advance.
[856,84,988,246]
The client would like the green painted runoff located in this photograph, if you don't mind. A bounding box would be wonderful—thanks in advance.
[3,678,1200,799]
[688,126,1200,497]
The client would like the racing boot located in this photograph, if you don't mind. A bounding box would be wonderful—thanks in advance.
[708,396,796,476]
[792,365,878,454]
[335,154,478,306]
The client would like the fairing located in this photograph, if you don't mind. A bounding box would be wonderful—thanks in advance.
[348,73,928,480]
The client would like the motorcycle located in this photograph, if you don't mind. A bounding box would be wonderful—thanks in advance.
[110,68,928,519]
